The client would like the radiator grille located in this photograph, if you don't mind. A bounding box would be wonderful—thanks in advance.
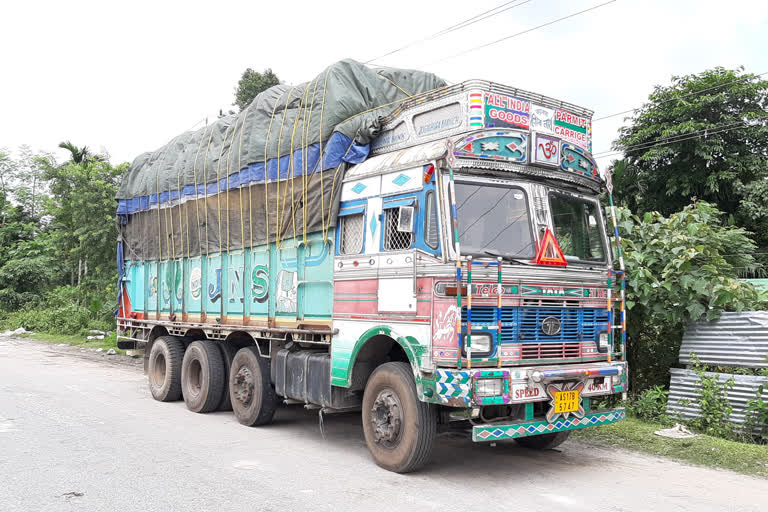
[461,306,608,345]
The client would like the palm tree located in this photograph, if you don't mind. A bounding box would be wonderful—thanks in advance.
[58,141,103,164]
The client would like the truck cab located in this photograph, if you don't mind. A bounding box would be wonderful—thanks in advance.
[331,81,627,464]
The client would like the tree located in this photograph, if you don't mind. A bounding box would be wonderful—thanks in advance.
[43,157,125,292]
[7,145,51,220]
[612,67,768,246]
[233,68,280,111]
[58,140,103,164]
[0,149,15,197]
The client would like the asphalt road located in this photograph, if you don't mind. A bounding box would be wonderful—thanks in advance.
[1,336,766,512]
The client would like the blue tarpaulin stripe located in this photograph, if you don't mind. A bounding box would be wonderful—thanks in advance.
[116,133,368,215]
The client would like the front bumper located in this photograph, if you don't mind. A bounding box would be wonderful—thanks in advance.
[432,361,627,407]
[472,408,626,442]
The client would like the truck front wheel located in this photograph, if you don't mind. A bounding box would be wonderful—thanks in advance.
[229,346,278,426]
[181,340,226,413]
[147,335,186,402]
[362,362,437,473]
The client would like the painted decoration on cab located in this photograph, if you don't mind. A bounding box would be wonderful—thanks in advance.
[554,109,590,149]
[533,134,560,166]
[530,105,555,134]
[484,93,530,130]
[560,143,599,181]
[453,130,527,163]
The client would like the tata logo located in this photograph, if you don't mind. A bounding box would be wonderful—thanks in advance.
[542,288,565,296]
[541,316,562,336]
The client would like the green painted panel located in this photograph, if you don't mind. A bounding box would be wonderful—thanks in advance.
[125,261,145,312]
[205,253,222,317]
[184,257,202,316]
[226,251,245,317]
[473,409,626,441]
[249,249,270,317]
[299,234,334,319]
[131,230,333,324]
[146,262,157,313]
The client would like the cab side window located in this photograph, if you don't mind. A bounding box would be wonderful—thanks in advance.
[424,191,439,249]
[383,207,413,251]
[339,213,365,255]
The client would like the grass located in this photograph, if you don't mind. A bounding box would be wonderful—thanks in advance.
[572,416,768,477]
[20,331,124,354]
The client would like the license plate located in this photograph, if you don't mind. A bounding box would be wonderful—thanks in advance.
[553,390,580,414]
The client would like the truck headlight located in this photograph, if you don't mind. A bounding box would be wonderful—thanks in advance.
[598,332,610,352]
[475,378,504,397]
[463,332,493,357]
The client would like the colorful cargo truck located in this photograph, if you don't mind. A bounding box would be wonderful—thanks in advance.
[116,60,628,473]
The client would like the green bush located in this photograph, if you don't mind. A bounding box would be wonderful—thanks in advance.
[616,202,767,391]
[0,285,116,334]
[627,386,670,422]
[687,355,735,439]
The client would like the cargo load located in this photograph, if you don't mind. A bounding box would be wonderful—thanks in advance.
[116,59,445,260]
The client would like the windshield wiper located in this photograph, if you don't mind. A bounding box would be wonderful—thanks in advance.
[483,249,529,265]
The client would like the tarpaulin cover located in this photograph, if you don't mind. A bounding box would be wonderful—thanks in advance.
[116,59,445,210]
[116,59,444,260]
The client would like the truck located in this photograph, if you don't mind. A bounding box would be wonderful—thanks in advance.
[116,60,628,473]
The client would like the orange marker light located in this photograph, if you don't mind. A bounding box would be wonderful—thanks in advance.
[423,164,435,184]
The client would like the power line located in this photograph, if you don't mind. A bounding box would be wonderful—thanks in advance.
[593,70,768,122]
[424,1,617,66]
[593,120,745,157]
[593,122,763,160]
[364,0,533,65]
[592,113,768,158]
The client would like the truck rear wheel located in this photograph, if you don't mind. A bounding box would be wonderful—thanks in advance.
[362,362,437,473]
[229,346,278,426]
[217,342,239,411]
[181,340,226,413]
[515,431,570,450]
[147,335,186,402]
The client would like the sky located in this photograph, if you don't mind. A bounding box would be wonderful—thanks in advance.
[1,0,767,172]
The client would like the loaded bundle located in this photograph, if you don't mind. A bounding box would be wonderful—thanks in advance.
[116,59,445,261]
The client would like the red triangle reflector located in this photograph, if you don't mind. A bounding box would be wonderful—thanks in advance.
[463,142,473,152]
[533,227,568,267]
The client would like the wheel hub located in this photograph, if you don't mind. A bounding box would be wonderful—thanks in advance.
[233,367,254,406]
[370,389,403,446]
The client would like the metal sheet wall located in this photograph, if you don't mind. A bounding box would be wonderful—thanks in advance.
[666,368,767,431]
[678,312,768,368]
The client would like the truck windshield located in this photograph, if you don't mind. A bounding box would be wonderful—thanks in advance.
[549,192,606,263]
[454,182,534,259]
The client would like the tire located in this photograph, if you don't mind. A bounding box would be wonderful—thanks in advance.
[147,336,186,402]
[361,362,437,473]
[181,340,226,413]
[229,346,278,426]
[217,342,239,411]
[515,431,570,450]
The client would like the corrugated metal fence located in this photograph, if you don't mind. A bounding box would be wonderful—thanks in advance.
[666,368,767,429]
[678,312,768,368]
[666,312,768,432]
